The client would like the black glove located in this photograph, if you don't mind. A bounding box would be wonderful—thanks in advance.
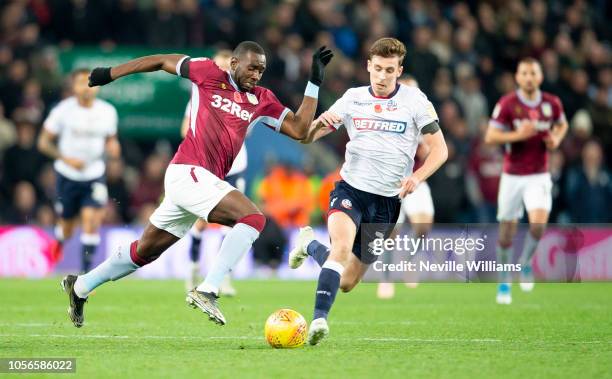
[309,46,333,86]
[88,67,113,87]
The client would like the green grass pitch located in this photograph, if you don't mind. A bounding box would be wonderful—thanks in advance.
[1,279,611,378]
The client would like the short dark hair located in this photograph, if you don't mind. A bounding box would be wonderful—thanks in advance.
[368,38,406,61]
[233,41,265,57]
[71,68,90,78]
[517,57,542,69]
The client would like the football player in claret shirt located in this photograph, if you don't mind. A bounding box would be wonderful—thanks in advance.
[484,57,568,304]
[60,41,333,328]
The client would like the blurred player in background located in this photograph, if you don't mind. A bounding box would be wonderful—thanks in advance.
[485,58,568,304]
[60,41,333,328]
[377,75,435,299]
[182,49,240,296]
[290,38,448,345]
[38,69,120,273]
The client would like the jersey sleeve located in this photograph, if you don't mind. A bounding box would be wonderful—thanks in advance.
[551,96,567,124]
[255,89,290,133]
[490,98,512,130]
[411,89,439,131]
[327,91,350,130]
[178,57,217,86]
[43,103,63,134]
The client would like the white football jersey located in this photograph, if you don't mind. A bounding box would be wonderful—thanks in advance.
[44,97,118,181]
[329,84,438,197]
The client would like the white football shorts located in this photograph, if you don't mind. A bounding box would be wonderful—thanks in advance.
[150,164,236,238]
[496,172,552,221]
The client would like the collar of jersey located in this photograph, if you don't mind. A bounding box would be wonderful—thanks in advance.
[368,83,400,99]
[516,89,542,108]
[227,71,245,93]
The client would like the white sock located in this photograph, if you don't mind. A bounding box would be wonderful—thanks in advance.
[73,243,139,298]
[196,223,259,294]
[519,232,539,266]
[189,224,202,240]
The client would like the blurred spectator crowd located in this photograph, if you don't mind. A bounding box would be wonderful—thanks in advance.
[0,0,610,228]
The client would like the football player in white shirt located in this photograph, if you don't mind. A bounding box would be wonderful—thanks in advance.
[377,75,435,298]
[38,68,120,273]
[289,38,448,345]
[183,50,241,296]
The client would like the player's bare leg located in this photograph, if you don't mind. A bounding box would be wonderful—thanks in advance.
[406,215,432,288]
[51,217,77,263]
[496,220,517,304]
[519,209,549,292]
[63,223,179,327]
[80,206,104,273]
[187,190,265,325]
[308,212,355,345]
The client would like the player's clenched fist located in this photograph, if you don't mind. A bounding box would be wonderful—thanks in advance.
[88,67,113,87]
[317,111,342,128]
[399,176,421,198]
[309,46,334,86]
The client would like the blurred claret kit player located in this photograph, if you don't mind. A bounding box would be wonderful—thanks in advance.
[60,41,333,328]
[377,75,435,299]
[290,37,448,345]
[38,69,121,273]
[484,58,568,304]
[181,49,241,296]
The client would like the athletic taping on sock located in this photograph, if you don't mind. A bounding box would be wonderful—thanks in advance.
[306,240,330,267]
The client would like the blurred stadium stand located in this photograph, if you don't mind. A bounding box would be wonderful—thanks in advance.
[0,0,610,230]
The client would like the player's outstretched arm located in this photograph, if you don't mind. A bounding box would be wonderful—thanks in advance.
[484,120,537,145]
[88,54,187,87]
[400,125,448,198]
[279,46,333,140]
[301,111,340,144]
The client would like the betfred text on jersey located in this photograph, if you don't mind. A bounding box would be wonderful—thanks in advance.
[210,94,254,122]
[353,118,407,133]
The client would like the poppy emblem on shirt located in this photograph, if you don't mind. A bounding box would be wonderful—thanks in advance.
[541,102,552,117]
[234,92,243,103]
[374,104,383,113]
[247,93,259,105]
[386,99,398,111]
[514,105,522,116]
[341,199,352,209]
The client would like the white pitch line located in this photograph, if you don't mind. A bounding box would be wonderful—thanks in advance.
[360,337,502,343]
[1,334,609,345]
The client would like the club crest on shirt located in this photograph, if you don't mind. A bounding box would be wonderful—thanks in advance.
[341,199,352,209]
[246,93,258,105]
[541,102,552,117]
[234,92,243,103]
[221,83,227,90]
[374,104,383,113]
[386,99,398,111]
